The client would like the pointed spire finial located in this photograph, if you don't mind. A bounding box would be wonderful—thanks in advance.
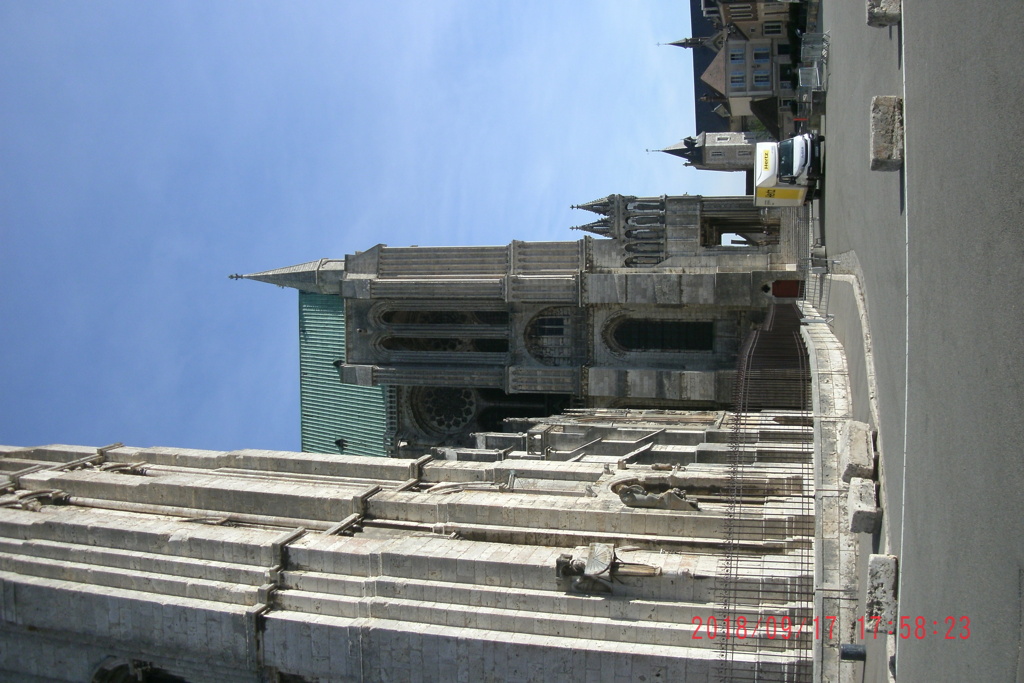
[234,259,346,294]
[571,218,614,237]
[573,196,616,216]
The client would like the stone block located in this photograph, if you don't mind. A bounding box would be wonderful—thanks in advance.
[848,477,881,533]
[841,420,876,482]
[336,362,374,387]
[867,0,901,27]
[714,272,752,306]
[870,96,904,171]
[866,554,898,624]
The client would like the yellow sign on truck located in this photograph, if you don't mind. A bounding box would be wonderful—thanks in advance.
[754,185,807,204]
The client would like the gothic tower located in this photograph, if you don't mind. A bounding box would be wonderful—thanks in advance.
[241,194,802,455]
[658,131,765,172]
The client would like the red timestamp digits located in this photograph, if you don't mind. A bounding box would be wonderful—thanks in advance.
[689,615,972,642]
[857,615,971,640]
[689,615,837,642]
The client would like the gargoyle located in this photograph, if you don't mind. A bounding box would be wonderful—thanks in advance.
[617,484,700,511]
[555,543,661,595]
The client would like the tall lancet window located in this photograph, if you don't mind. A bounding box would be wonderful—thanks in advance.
[609,319,714,353]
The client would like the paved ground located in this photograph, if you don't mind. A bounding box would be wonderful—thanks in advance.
[819,1,1024,680]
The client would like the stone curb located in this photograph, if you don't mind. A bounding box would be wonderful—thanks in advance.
[870,96,904,171]
[800,309,860,683]
[840,421,876,483]
[867,0,902,27]
[824,271,901,550]
[848,477,881,533]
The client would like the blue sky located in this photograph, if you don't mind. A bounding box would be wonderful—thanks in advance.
[0,1,742,452]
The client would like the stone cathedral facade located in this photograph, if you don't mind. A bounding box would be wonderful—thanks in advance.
[243,194,802,454]
[0,405,817,683]
[0,198,829,683]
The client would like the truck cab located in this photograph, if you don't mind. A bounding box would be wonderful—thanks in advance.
[754,133,823,206]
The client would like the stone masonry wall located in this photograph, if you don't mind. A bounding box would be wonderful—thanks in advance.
[0,424,814,682]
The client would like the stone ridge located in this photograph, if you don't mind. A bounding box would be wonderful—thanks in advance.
[0,423,814,682]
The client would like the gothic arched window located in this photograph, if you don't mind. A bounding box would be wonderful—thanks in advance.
[625,255,663,267]
[380,310,509,325]
[380,337,508,353]
[608,319,714,353]
[525,307,579,366]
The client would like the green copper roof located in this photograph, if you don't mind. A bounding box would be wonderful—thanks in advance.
[298,291,394,456]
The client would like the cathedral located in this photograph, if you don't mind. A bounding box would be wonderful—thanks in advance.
[241,193,804,455]
[0,193,832,682]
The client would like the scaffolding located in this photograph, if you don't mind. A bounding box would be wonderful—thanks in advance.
[714,303,816,681]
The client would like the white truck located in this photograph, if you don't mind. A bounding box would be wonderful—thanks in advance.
[753,133,823,207]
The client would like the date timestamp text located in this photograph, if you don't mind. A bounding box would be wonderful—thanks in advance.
[688,615,971,642]
[858,615,970,640]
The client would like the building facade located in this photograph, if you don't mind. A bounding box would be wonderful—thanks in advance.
[242,194,803,455]
[659,130,764,173]
[677,0,800,138]
[0,403,815,682]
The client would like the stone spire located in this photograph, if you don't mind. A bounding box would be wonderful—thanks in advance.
[571,195,626,237]
[667,37,706,49]
[570,194,670,265]
[657,131,760,172]
[659,136,700,164]
[570,218,613,236]
[571,196,615,216]
[231,258,346,294]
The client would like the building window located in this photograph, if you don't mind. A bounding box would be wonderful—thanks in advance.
[753,70,771,89]
[737,149,753,156]
[525,307,578,366]
[716,135,731,142]
[380,309,509,325]
[608,319,715,353]
[753,46,771,63]
[729,47,745,63]
[381,337,508,353]
[625,255,662,267]
[728,3,754,19]
[710,151,725,158]
[410,387,478,436]
[730,72,746,88]
[532,316,565,336]
[763,22,783,35]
